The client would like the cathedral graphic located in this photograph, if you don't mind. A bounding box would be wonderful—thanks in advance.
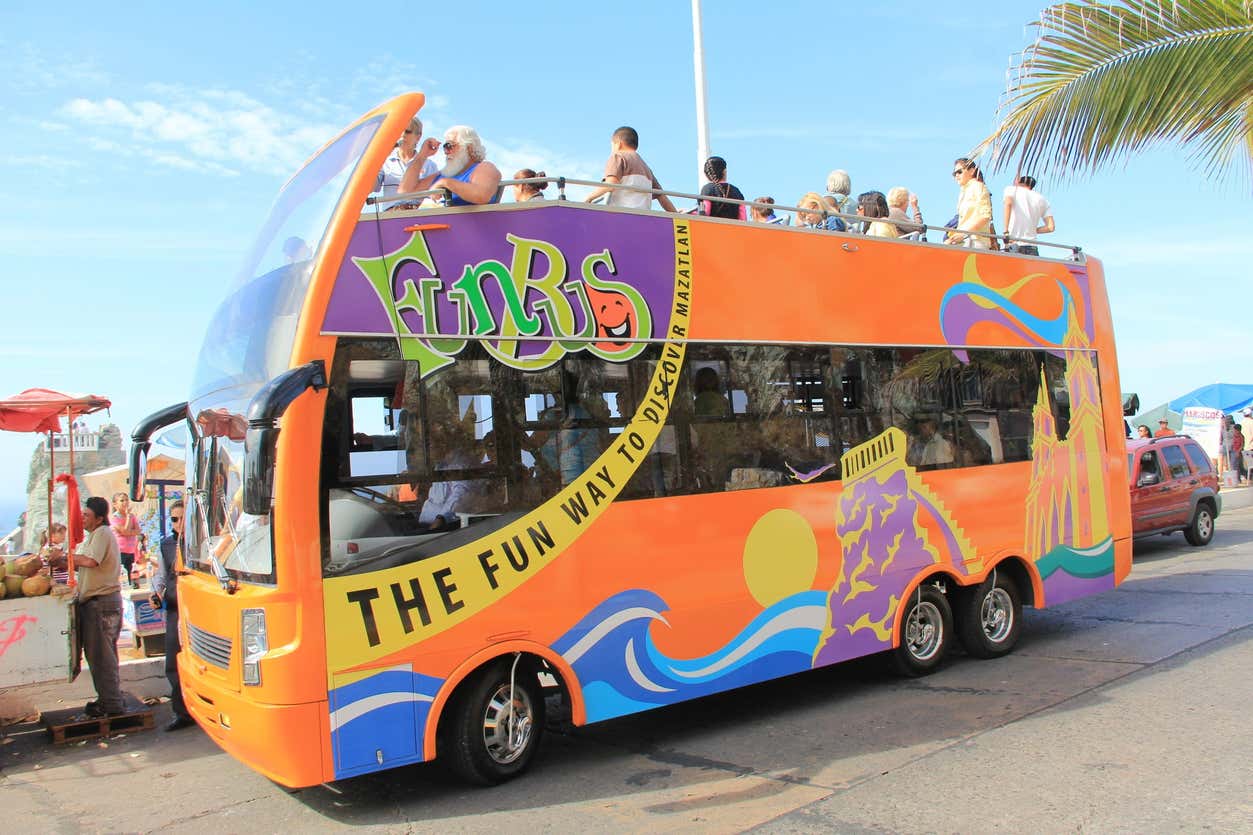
[1024,310,1116,604]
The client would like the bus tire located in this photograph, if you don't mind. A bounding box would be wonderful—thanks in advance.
[957,573,1022,659]
[1183,502,1214,546]
[442,657,545,786]
[891,585,952,677]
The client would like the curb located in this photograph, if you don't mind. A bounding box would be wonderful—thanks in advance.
[1220,485,1253,513]
[1,657,167,722]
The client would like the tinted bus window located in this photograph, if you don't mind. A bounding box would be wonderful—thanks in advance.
[321,338,1081,576]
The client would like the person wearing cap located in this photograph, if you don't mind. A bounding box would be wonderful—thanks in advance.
[1154,418,1174,438]
[71,496,125,717]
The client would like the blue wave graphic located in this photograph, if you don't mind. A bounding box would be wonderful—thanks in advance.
[554,589,827,723]
[329,668,444,778]
[940,279,1074,347]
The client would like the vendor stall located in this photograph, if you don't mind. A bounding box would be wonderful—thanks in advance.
[0,389,111,688]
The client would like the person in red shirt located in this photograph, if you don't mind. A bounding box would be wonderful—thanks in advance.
[1231,422,1245,483]
[1153,419,1174,438]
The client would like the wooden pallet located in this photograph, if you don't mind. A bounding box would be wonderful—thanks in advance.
[43,693,155,744]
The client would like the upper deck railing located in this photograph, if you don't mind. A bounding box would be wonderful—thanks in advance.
[367,176,1085,262]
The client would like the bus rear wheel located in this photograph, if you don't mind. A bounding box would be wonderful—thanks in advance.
[957,573,1022,659]
[442,657,545,785]
[891,585,952,677]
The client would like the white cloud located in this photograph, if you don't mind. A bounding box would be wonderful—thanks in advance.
[0,154,84,170]
[0,41,111,93]
[61,88,342,175]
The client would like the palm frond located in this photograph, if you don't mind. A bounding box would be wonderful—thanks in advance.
[976,0,1253,186]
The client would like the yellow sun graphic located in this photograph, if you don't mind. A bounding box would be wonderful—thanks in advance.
[742,509,819,608]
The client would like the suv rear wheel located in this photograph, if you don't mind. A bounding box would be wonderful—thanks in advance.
[1184,502,1215,546]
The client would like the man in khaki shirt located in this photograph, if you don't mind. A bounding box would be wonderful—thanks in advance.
[73,495,125,716]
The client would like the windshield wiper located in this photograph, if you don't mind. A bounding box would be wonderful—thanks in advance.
[190,491,238,594]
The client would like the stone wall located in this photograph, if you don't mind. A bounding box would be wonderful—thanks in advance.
[21,424,124,548]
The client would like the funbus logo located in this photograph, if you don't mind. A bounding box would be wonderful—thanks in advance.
[351,229,655,377]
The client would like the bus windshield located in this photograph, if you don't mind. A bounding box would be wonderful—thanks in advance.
[191,115,383,401]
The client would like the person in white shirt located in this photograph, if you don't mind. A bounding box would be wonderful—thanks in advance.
[377,116,439,205]
[1002,175,1055,256]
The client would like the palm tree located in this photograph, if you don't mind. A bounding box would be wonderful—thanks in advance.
[977,1,1253,185]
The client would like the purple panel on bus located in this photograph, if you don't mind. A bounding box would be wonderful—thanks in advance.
[321,205,678,352]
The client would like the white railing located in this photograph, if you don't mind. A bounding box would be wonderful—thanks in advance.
[50,431,99,452]
[366,176,1084,262]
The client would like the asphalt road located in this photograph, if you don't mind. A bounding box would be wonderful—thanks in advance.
[4,506,1252,834]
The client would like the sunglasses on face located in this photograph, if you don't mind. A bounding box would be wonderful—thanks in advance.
[952,169,965,177]
[403,128,415,135]
[442,141,458,152]
[170,515,183,523]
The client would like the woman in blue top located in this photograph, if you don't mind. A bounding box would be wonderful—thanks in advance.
[400,124,502,206]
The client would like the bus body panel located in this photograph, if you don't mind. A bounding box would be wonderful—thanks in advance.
[313,206,1124,780]
[179,97,1129,787]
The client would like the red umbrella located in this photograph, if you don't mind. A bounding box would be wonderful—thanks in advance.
[0,389,111,432]
[0,389,111,585]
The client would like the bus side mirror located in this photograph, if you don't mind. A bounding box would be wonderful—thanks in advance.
[243,427,279,516]
[241,360,327,517]
[130,402,189,503]
[128,442,148,503]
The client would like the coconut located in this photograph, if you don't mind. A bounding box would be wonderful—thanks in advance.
[22,575,52,597]
[3,574,24,597]
[13,555,42,578]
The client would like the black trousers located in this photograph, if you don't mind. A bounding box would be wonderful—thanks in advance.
[79,594,125,713]
[165,604,189,719]
[120,551,137,588]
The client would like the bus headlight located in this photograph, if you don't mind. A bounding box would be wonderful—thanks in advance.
[241,608,268,686]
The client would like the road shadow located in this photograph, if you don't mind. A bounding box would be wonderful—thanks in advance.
[287,563,1253,827]
[1132,521,1253,562]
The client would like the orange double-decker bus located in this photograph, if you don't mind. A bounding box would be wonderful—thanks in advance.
[130,94,1131,788]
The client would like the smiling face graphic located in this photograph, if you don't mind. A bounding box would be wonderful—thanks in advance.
[585,284,637,352]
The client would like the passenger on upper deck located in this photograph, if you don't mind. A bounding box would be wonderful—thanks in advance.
[857,191,899,238]
[699,156,747,220]
[512,168,548,202]
[886,187,925,238]
[1002,175,1055,256]
[584,126,678,213]
[823,170,854,220]
[948,157,994,249]
[377,116,438,203]
[400,125,502,206]
[750,196,788,225]
[798,192,845,232]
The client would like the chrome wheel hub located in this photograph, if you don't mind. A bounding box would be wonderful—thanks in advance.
[906,601,943,661]
[482,683,534,765]
[981,587,1013,643]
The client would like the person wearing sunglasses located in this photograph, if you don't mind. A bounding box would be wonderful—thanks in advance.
[151,501,194,731]
[948,158,994,248]
[377,117,438,205]
[400,124,502,207]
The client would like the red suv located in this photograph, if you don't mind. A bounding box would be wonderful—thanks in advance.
[1127,435,1221,546]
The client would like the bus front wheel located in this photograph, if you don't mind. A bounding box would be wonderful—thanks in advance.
[891,585,953,677]
[957,573,1022,659]
[442,657,545,785]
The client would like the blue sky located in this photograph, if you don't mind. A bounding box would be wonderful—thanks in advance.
[1,1,1249,526]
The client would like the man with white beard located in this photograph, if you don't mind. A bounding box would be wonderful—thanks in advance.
[400,124,502,206]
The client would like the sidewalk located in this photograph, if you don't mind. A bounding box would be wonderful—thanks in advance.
[1221,482,1253,512]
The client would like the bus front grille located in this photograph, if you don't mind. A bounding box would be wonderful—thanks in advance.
[187,622,233,669]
